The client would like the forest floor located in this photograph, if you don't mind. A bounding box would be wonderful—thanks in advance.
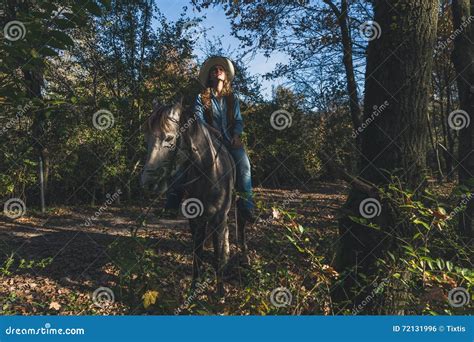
[1,181,452,315]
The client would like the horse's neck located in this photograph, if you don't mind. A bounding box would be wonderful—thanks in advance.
[181,120,222,171]
[195,123,235,182]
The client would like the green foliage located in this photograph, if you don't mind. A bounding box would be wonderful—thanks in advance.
[0,1,207,204]
[234,206,337,315]
[0,1,356,205]
[0,253,52,276]
[108,236,161,309]
[349,180,473,314]
[245,86,354,186]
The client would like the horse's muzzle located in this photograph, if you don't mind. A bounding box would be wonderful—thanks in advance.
[141,168,169,195]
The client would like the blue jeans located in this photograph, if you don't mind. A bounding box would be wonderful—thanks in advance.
[165,144,254,210]
[227,145,254,210]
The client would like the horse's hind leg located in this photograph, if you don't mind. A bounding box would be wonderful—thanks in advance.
[190,219,206,288]
[237,208,249,267]
[212,216,229,298]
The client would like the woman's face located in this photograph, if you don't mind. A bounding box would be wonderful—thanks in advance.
[209,64,227,83]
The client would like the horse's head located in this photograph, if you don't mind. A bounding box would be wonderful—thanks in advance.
[140,101,184,194]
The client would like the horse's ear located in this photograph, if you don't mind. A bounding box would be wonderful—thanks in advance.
[169,100,182,122]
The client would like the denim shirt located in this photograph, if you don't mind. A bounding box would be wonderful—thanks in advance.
[194,91,244,142]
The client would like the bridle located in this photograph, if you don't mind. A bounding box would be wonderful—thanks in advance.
[147,108,228,190]
[145,111,181,186]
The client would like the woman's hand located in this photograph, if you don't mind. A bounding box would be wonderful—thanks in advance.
[231,134,243,148]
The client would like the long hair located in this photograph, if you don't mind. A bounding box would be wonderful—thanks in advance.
[201,70,233,108]
[200,70,235,129]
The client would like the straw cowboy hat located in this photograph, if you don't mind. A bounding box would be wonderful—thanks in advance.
[198,56,235,87]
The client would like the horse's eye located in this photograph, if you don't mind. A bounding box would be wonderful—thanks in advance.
[164,135,174,142]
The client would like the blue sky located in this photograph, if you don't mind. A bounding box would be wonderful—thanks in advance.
[157,0,289,98]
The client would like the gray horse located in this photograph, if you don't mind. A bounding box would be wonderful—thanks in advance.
[140,101,249,296]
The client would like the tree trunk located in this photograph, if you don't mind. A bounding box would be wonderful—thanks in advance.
[440,82,456,180]
[427,111,444,181]
[334,0,439,314]
[23,68,50,198]
[451,0,474,242]
[18,0,49,203]
[324,0,362,132]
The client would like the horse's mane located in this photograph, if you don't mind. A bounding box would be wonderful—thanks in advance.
[146,103,184,135]
[145,101,225,149]
[147,103,212,143]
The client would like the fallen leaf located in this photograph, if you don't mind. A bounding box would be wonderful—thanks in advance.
[49,301,61,310]
[272,208,281,219]
[142,290,159,309]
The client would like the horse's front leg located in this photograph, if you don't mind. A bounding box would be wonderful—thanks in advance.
[237,207,250,267]
[212,215,230,298]
[190,219,206,288]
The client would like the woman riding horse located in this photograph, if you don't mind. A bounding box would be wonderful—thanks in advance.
[165,56,256,222]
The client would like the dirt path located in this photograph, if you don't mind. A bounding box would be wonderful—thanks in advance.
[0,183,348,315]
